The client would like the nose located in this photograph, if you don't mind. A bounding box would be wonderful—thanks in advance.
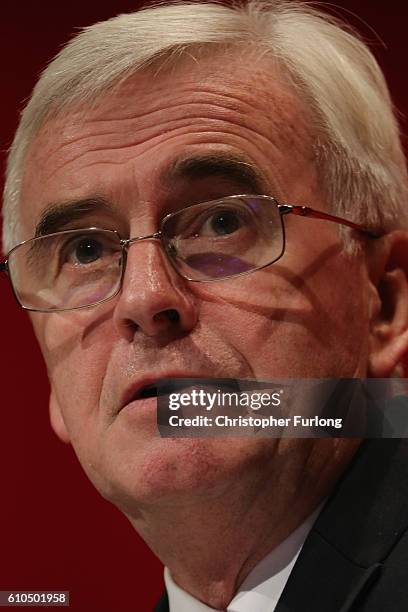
[112,237,199,342]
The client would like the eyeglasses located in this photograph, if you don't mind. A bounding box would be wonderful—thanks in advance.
[0,194,381,313]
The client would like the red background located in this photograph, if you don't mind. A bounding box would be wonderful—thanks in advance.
[0,2,407,611]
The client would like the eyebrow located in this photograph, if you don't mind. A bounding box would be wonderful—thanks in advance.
[34,196,116,237]
[163,153,268,194]
[34,154,268,237]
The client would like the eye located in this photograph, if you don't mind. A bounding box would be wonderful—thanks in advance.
[161,199,254,243]
[57,232,119,270]
[190,206,247,238]
[206,210,242,236]
[68,237,104,265]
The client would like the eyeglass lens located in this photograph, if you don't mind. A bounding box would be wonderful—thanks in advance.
[9,229,123,311]
[163,196,284,280]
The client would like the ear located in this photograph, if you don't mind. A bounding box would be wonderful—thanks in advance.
[49,387,71,444]
[368,231,408,377]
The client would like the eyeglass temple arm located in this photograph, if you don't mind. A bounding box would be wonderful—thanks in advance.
[279,204,381,238]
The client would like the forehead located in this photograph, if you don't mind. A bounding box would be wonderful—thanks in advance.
[19,50,316,236]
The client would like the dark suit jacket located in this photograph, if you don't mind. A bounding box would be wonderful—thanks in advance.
[154,438,408,611]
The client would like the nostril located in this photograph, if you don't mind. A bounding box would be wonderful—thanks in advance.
[165,309,180,323]
[124,318,138,332]
[152,309,180,325]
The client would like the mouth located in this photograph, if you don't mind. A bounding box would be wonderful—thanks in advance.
[135,383,158,400]
[120,381,159,411]
[119,374,217,413]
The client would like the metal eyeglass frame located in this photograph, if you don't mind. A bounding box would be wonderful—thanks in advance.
[0,194,382,312]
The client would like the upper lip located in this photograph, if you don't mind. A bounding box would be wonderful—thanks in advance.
[119,372,213,412]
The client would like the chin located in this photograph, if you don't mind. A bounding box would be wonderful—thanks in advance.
[94,436,279,514]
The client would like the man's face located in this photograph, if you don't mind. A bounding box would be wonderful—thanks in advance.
[20,52,370,513]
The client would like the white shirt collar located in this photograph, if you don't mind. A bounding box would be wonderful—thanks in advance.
[164,504,322,612]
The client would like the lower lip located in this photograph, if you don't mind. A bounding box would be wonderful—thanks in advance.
[120,396,158,415]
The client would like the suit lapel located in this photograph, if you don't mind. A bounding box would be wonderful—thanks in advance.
[274,530,382,612]
[276,439,408,611]
[154,591,169,612]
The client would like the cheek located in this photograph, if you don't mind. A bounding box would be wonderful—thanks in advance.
[39,309,117,432]
[194,255,369,378]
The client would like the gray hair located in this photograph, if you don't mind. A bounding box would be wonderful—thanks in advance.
[2,0,408,254]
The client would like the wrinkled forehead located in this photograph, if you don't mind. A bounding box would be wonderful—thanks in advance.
[19,49,316,237]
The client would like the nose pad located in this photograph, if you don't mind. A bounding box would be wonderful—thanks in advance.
[112,238,198,341]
